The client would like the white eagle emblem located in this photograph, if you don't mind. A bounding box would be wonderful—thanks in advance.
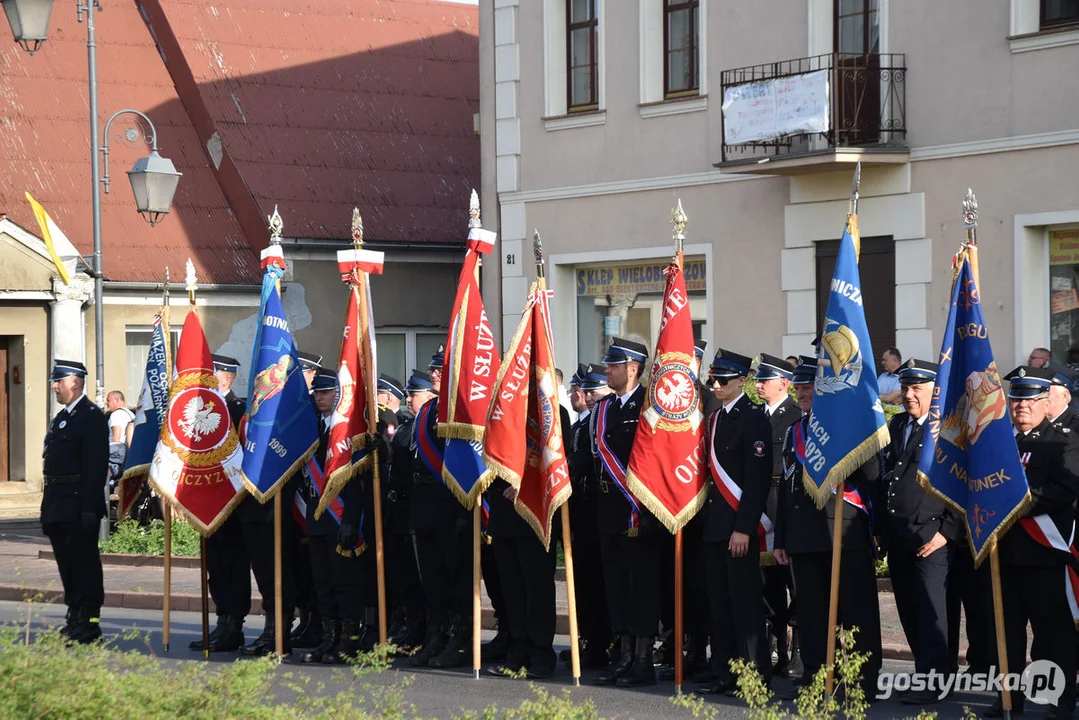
[178,397,222,442]
[657,372,694,412]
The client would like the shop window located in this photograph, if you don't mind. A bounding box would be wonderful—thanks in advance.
[375,328,447,383]
[1049,230,1079,362]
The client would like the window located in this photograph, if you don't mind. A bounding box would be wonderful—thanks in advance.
[815,236,895,361]
[1042,0,1079,28]
[1049,229,1079,362]
[834,0,880,55]
[567,0,599,111]
[375,328,447,385]
[664,0,699,97]
[124,325,180,411]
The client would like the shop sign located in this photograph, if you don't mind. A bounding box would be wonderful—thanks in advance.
[576,259,707,297]
[1049,230,1079,266]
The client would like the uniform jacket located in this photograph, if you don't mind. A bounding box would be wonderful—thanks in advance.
[762,397,802,524]
[590,385,652,535]
[41,395,109,524]
[702,394,773,543]
[774,415,880,555]
[1052,407,1079,433]
[385,414,416,533]
[407,396,469,533]
[306,413,363,537]
[881,412,960,554]
[999,418,1079,566]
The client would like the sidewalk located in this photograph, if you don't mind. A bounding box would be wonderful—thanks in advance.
[0,519,966,663]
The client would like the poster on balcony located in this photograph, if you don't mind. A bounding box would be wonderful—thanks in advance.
[722,70,830,145]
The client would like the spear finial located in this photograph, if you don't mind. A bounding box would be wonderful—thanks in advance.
[268,205,284,244]
[962,188,978,246]
[163,266,170,305]
[185,258,197,305]
[671,199,688,255]
[469,189,481,229]
[849,161,862,216]
[533,230,545,279]
[351,207,364,249]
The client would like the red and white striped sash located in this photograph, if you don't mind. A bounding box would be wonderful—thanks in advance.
[708,414,774,561]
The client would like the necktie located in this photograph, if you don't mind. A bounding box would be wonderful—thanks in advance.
[903,420,915,453]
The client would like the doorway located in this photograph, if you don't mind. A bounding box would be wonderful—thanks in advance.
[833,0,881,145]
[815,235,896,361]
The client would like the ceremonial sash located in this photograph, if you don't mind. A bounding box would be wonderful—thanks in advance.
[594,398,641,535]
[293,489,307,535]
[793,420,869,516]
[305,455,366,556]
[415,400,444,481]
[707,414,773,561]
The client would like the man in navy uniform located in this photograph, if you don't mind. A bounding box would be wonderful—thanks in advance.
[290,349,323,648]
[590,337,660,688]
[42,359,109,643]
[377,374,408,431]
[191,354,251,652]
[297,351,322,391]
[697,349,772,696]
[882,359,958,705]
[773,355,882,697]
[984,366,1079,719]
[753,353,802,679]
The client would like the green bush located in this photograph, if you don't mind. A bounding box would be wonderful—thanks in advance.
[99,519,201,557]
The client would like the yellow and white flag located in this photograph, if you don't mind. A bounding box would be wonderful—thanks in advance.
[25,191,72,286]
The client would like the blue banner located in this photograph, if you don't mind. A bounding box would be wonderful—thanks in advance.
[916,253,1030,566]
[242,271,319,501]
[804,216,890,504]
[444,438,487,502]
[119,314,170,515]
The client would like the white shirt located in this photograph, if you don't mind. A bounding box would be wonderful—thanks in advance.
[578,409,590,423]
[619,385,640,407]
[108,406,135,441]
[765,398,786,416]
[722,392,745,414]
[64,393,87,415]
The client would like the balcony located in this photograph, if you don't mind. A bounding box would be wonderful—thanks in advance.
[717,53,907,175]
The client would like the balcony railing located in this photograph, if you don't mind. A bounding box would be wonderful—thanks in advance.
[719,53,906,165]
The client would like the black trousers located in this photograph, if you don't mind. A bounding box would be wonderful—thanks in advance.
[44,522,104,610]
[241,516,297,622]
[682,516,710,635]
[492,535,556,666]
[307,534,362,621]
[789,550,881,693]
[994,562,1077,715]
[482,540,506,625]
[600,532,662,638]
[946,545,991,671]
[763,564,792,640]
[414,528,471,628]
[889,543,952,673]
[293,538,315,613]
[387,531,423,623]
[569,516,611,648]
[704,541,770,681]
[205,513,250,617]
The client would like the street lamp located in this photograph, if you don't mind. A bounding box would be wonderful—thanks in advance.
[4,2,182,408]
[1,0,54,54]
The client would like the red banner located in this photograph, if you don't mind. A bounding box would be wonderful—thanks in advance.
[148,311,246,536]
[482,287,572,549]
[625,260,708,533]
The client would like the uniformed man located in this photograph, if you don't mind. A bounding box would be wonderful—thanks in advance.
[882,359,959,704]
[42,359,109,643]
[297,351,322,391]
[385,371,435,651]
[377,374,407,432]
[290,350,323,648]
[1049,371,1079,431]
[300,369,366,664]
[590,337,660,688]
[984,366,1079,718]
[773,355,882,697]
[407,347,474,669]
[564,364,613,668]
[696,349,772,696]
[191,354,251,652]
[754,353,802,679]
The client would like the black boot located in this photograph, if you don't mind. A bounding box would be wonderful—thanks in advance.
[209,615,245,652]
[291,607,323,648]
[617,636,657,687]
[189,614,226,651]
[772,628,791,676]
[59,607,76,638]
[324,619,362,664]
[594,635,634,686]
[409,625,446,667]
[240,615,288,657]
[71,608,103,644]
[301,619,337,664]
[481,627,509,663]
[781,630,804,679]
[684,633,709,678]
[429,617,468,668]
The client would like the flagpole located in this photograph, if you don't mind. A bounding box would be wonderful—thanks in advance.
[267,208,287,658]
[186,260,211,660]
[469,194,484,681]
[824,163,861,698]
[352,210,389,647]
[671,201,688,695]
[535,231,582,686]
[961,189,1013,717]
[161,268,172,652]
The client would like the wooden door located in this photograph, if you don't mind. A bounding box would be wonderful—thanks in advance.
[834,0,881,145]
[815,236,896,361]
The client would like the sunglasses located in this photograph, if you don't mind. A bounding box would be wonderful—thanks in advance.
[710,376,739,387]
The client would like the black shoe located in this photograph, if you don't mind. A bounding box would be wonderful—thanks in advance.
[189,615,227,651]
[70,609,103,645]
[301,619,338,664]
[387,619,409,646]
[691,668,718,684]
[697,678,736,695]
[984,699,1024,718]
[59,607,76,639]
[409,626,446,667]
[616,636,657,687]
[481,629,509,663]
[594,635,634,686]
[240,617,290,657]
[208,616,245,652]
[781,640,804,679]
[429,619,468,669]
[324,619,362,664]
[291,609,322,648]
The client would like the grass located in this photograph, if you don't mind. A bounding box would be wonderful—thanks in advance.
[99,519,201,557]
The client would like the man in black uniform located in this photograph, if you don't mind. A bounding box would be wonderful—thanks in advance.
[300,368,366,664]
[882,359,959,704]
[590,337,659,688]
[697,349,772,696]
[190,355,250,652]
[1049,371,1079,431]
[564,364,613,668]
[377,374,407,435]
[290,350,323,649]
[773,355,882,697]
[754,353,802,679]
[42,359,109,643]
[984,366,1079,718]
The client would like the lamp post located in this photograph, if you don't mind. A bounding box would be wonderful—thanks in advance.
[2,0,181,406]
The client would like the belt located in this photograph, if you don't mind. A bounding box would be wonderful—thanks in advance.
[412,472,441,486]
[598,478,612,494]
[44,474,80,486]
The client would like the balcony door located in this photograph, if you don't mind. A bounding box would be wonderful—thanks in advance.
[834,0,880,145]
[816,235,895,364]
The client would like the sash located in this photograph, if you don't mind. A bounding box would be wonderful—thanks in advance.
[305,455,366,556]
[292,489,307,536]
[415,400,445,481]
[594,397,642,535]
[707,414,773,562]
[1017,452,1079,628]
[794,420,869,516]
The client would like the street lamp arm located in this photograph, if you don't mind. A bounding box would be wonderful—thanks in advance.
[100,108,158,195]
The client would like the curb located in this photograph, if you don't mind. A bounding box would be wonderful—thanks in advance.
[38,549,201,569]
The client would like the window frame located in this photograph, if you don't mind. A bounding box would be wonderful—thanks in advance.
[124,324,181,409]
[1041,0,1079,29]
[566,0,599,112]
[833,0,880,55]
[374,327,448,384]
[663,0,700,98]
